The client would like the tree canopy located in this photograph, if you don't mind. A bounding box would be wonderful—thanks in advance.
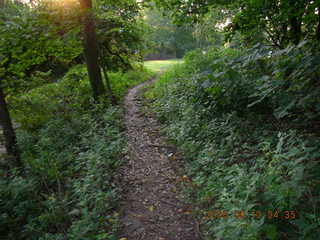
[153,0,320,47]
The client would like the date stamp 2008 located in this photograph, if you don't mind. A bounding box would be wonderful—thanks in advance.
[205,210,298,220]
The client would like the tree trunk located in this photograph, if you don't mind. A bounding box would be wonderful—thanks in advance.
[0,86,20,164]
[101,61,118,105]
[288,0,303,45]
[316,6,320,40]
[79,0,106,101]
[289,16,302,44]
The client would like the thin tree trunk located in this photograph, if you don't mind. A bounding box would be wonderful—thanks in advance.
[79,0,106,101]
[280,22,288,47]
[316,6,320,40]
[0,86,20,164]
[101,62,118,105]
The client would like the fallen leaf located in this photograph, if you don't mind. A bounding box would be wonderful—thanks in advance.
[149,206,155,212]
[113,212,119,217]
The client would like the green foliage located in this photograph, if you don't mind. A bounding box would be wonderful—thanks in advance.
[0,1,82,93]
[108,64,153,98]
[148,45,320,239]
[0,64,150,239]
[9,65,151,130]
[0,0,145,97]
[153,0,320,47]
[143,5,224,59]
[144,7,198,59]
[96,0,147,71]
[9,65,90,129]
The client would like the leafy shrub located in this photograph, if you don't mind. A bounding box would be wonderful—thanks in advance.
[9,64,151,129]
[148,44,320,239]
[109,64,152,99]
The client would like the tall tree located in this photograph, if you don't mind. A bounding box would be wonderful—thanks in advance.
[79,0,106,101]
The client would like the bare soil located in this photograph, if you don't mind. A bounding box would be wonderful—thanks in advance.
[117,79,202,240]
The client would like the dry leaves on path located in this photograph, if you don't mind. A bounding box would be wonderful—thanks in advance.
[117,79,202,240]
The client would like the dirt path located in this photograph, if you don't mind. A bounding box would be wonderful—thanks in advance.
[118,79,201,240]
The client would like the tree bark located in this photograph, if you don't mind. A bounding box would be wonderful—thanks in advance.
[288,0,303,45]
[289,16,302,44]
[101,61,118,105]
[79,0,106,101]
[0,85,20,164]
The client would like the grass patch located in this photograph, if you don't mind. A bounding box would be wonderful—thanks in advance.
[144,59,183,73]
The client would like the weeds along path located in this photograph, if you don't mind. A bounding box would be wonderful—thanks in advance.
[118,78,201,240]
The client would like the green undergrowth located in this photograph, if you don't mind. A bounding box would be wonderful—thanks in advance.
[0,65,151,240]
[109,64,153,99]
[147,44,320,239]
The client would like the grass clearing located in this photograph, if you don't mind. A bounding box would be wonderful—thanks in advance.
[144,59,183,73]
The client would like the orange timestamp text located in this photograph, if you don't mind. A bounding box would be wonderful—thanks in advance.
[204,210,298,220]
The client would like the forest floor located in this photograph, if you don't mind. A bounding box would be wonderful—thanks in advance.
[117,77,202,240]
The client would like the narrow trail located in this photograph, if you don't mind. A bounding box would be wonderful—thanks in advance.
[118,79,201,240]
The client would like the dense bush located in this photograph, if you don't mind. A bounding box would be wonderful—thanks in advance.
[9,65,151,129]
[148,44,320,239]
[0,1,82,94]
[0,65,151,240]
